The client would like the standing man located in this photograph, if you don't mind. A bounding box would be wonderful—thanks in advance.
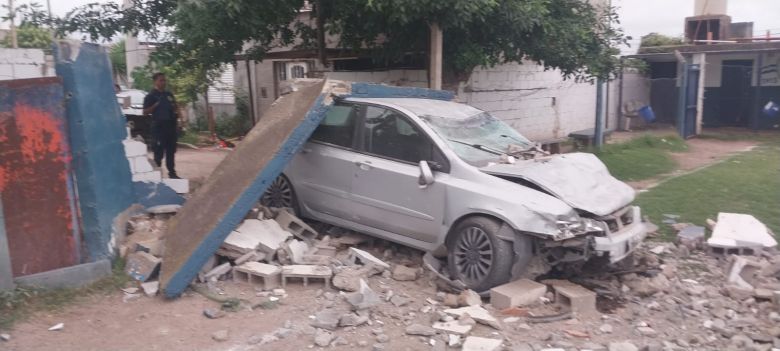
[143,72,180,179]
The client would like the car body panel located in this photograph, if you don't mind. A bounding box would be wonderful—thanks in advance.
[481,153,636,216]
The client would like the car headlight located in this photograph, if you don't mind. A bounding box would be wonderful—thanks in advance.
[555,217,606,240]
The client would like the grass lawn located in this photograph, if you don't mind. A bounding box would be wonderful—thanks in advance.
[595,135,688,181]
[635,142,780,239]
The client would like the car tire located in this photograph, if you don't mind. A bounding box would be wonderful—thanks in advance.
[447,216,514,292]
[260,175,300,216]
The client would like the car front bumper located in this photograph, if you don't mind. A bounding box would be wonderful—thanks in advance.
[592,206,647,263]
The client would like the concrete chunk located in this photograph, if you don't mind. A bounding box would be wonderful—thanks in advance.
[461,336,502,351]
[131,156,154,173]
[281,265,332,288]
[726,255,762,290]
[205,262,232,280]
[490,279,547,309]
[125,252,161,282]
[123,140,147,157]
[162,178,190,194]
[444,305,500,329]
[275,210,318,242]
[707,213,777,250]
[348,248,390,269]
[432,321,473,335]
[132,171,162,183]
[222,219,292,258]
[677,225,705,250]
[233,262,281,290]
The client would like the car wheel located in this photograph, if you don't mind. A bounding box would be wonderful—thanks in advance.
[447,216,514,292]
[260,175,299,214]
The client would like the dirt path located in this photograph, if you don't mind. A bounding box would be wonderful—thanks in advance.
[627,138,758,190]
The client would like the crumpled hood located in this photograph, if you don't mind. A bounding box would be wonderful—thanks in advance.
[481,153,635,216]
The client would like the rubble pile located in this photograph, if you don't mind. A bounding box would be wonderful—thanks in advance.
[112,209,780,351]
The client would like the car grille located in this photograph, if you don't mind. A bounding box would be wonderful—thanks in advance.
[599,206,634,234]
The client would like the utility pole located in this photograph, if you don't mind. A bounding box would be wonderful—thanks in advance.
[428,23,442,90]
[8,0,18,48]
[593,78,605,148]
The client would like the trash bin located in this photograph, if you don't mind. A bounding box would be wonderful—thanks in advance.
[763,101,779,118]
[638,105,656,123]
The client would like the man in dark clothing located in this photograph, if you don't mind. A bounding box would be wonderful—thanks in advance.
[143,72,180,179]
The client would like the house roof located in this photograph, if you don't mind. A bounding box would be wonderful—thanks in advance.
[627,41,780,61]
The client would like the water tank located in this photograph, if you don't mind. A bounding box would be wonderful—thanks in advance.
[694,0,727,16]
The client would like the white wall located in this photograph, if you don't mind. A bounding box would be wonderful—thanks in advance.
[459,61,598,142]
[607,71,652,130]
[326,70,429,88]
[0,48,53,81]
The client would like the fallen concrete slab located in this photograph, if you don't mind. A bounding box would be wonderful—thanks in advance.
[707,213,776,253]
[160,80,456,298]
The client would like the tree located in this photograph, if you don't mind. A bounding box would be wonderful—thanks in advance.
[639,33,684,48]
[19,0,627,84]
[0,23,52,50]
[109,39,127,79]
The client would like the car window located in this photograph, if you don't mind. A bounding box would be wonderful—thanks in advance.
[360,105,436,164]
[310,104,357,148]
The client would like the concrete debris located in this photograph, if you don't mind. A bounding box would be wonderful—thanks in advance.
[281,265,332,288]
[442,293,460,307]
[0,333,9,341]
[125,251,161,282]
[390,294,412,307]
[405,323,437,336]
[234,250,262,265]
[48,323,64,331]
[552,283,598,318]
[161,178,189,194]
[275,210,318,243]
[677,225,706,250]
[278,239,310,265]
[448,334,462,347]
[247,334,279,345]
[338,312,369,327]
[461,336,503,351]
[348,248,390,269]
[311,310,341,330]
[140,281,159,297]
[433,320,473,335]
[332,264,383,292]
[599,323,614,333]
[345,279,381,310]
[649,245,665,255]
[726,255,762,290]
[607,342,638,351]
[221,219,292,258]
[458,289,482,307]
[391,265,419,281]
[146,204,180,214]
[204,262,232,280]
[233,261,281,290]
[444,305,500,329]
[708,213,777,252]
[272,288,286,296]
[135,239,165,257]
[490,279,547,309]
[203,308,225,319]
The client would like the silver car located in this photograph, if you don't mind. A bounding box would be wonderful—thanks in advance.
[262,97,648,291]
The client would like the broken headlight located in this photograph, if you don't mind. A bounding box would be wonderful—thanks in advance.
[554,217,607,240]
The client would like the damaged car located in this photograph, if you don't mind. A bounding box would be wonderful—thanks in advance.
[262,97,648,292]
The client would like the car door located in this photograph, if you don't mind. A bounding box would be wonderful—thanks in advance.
[286,102,360,220]
[348,104,447,243]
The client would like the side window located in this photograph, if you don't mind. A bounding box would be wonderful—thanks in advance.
[310,104,357,148]
[361,105,434,164]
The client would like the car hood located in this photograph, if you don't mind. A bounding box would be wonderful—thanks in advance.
[480,152,635,216]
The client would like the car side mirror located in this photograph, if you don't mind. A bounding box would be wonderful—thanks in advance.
[418,161,435,188]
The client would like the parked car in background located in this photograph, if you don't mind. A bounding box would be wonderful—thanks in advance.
[262,97,648,292]
[117,89,151,141]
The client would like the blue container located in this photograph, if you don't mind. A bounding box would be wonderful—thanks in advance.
[763,101,779,118]
[638,105,656,123]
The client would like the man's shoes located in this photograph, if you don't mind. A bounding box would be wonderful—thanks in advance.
[154,159,162,167]
[168,172,181,179]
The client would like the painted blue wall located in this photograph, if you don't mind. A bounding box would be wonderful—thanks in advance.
[54,41,135,261]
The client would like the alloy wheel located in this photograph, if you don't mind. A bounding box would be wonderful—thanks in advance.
[453,226,494,284]
[260,176,294,208]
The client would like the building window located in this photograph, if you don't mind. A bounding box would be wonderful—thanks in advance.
[291,65,306,79]
[207,65,235,104]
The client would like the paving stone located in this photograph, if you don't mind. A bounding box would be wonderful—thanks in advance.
[461,336,503,351]
[391,265,419,281]
[490,279,547,309]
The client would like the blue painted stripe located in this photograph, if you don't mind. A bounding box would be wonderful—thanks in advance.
[349,83,454,101]
[164,94,330,297]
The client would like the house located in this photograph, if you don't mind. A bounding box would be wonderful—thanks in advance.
[627,0,780,134]
[234,0,618,144]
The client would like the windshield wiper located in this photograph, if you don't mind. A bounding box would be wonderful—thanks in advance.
[448,139,504,155]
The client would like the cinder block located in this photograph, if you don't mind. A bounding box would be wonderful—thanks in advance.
[233,262,281,290]
[125,251,161,282]
[553,284,598,317]
[275,210,317,242]
[281,265,332,288]
[132,171,162,183]
[123,140,147,157]
[489,279,547,309]
[162,178,189,194]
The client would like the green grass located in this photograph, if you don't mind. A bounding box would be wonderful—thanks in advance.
[178,130,202,146]
[595,135,688,181]
[636,143,780,239]
[0,259,130,330]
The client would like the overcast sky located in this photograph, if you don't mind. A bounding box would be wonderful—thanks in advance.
[5,0,780,54]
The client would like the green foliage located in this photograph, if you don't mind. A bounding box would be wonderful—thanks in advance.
[595,135,687,182]
[637,143,780,239]
[215,90,252,137]
[19,0,628,84]
[0,23,52,50]
[109,39,127,78]
[131,65,154,92]
[639,33,684,48]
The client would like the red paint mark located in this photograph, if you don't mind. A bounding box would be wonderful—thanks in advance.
[14,104,66,162]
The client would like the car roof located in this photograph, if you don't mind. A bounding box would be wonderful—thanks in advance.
[344,97,484,120]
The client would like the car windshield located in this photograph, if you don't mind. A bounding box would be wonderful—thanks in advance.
[420,111,533,166]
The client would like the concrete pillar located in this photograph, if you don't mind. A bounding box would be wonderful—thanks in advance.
[0,197,15,290]
[692,53,706,135]
[429,23,443,90]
